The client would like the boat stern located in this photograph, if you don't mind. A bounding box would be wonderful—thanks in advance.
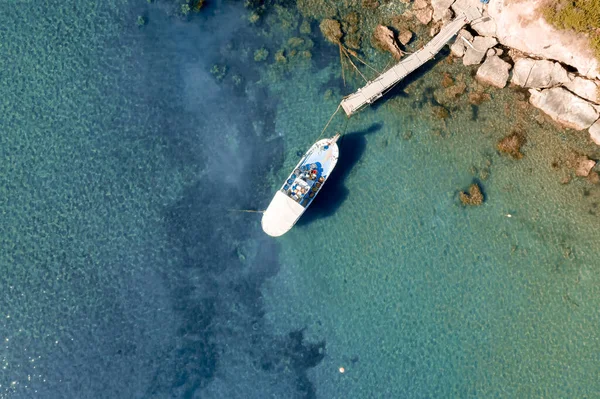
[261,191,305,237]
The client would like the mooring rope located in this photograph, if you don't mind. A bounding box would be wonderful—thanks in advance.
[339,46,369,83]
[315,103,342,142]
[341,45,381,76]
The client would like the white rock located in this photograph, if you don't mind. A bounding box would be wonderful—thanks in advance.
[590,119,600,145]
[564,75,600,104]
[413,0,428,10]
[441,8,454,23]
[398,30,413,46]
[463,36,497,66]
[452,0,482,16]
[374,25,404,60]
[512,58,570,88]
[476,55,512,88]
[414,6,434,25]
[470,14,497,37]
[450,29,473,58]
[458,28,473,41]
[486,49,495,57]
[529,87,600,130]
[488,0,600,80]
[495,48,503,56]
[451,40,466,57]
[432,0,455,21]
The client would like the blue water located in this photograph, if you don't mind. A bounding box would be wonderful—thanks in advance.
[2,0,600,398]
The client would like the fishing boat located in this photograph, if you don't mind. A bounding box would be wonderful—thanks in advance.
[262,134,340,237]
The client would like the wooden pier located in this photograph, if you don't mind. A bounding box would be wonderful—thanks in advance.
[340,8,483,116]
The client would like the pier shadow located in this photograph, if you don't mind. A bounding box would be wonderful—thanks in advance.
[369,46,451,112]
[296,122,382,227]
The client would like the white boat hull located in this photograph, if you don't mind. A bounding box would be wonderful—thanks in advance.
[262,135,340,237]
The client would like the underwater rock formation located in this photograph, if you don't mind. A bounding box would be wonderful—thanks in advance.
[460,183,484,206]
[497,131,526,159]
[320,19,343,44]
[575,156,596,177]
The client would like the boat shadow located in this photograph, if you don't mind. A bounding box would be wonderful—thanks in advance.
[296,122,382,227]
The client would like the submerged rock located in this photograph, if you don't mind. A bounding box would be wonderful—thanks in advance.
[575,156,596,177]
[373,25,404,60]
[511,58,570,88]
[460,183,484,206]
[468,91,491,105]
[320,19,343,44]
[362,0,380,9]
[497,131,526,159]
[463,36,497,66]
[529,87,600,130]
[476,55,511,88]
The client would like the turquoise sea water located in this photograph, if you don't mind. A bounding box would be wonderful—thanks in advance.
[1,0,599,397]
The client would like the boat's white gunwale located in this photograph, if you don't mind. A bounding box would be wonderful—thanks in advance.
[262,137,339,237]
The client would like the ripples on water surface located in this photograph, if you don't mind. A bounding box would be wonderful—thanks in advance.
[1,0,599,397]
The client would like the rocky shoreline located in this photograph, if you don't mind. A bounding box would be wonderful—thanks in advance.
[410,0,600,146]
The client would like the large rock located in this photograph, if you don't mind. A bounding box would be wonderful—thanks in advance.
[511,58,570,88]
[476,55,512,88]
[432,0,455,21]
[414,6,434,25]
[564,75,600,104]
[575,156,596,177]
[373,25,404,60]
[413,0,428,9]
[450,29,473,57]
[529,87,600,130]
[452,0,482,16]
[589,119,600,145]
[398,30,413,46]
[470,14,497,37]
[463,36,497,66]
[488,0,600,80]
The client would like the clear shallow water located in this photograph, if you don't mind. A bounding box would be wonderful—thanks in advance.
[1,0,599,398]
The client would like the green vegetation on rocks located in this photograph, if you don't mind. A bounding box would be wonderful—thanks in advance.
[543,0,600,61]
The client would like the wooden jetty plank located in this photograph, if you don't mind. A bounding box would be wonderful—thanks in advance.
[340,10,482,116]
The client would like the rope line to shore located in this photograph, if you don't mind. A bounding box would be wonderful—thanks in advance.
[316,104,342,141]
